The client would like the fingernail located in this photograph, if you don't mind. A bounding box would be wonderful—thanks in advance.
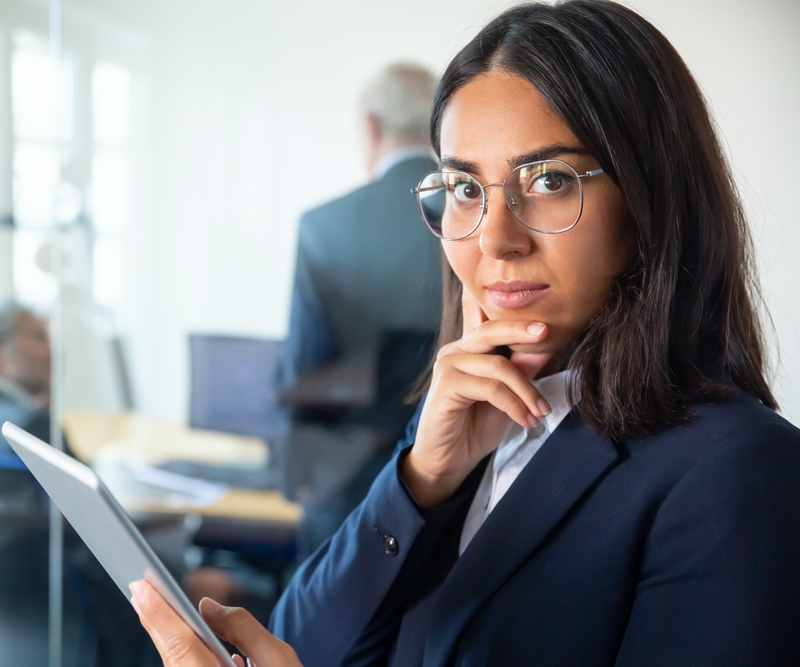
[131,597,141,616]
[527,323,546,336]
[200,597,223,613]
[537,398,551,415]
[527,413,539,428]
[128,581,142,600]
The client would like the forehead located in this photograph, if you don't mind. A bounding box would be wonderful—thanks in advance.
[439,70,579,171]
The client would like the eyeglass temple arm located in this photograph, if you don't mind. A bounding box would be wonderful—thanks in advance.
[578,168,604,179]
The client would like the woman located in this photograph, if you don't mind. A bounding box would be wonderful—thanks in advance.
[132,1,800,664]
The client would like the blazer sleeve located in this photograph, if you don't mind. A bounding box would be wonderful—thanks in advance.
[270,403,479,666]
[615,416,800,666]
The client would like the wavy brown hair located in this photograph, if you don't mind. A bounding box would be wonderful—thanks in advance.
[413,0,775,438]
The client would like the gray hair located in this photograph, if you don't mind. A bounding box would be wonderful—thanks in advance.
[0,300,33,345]
[360,63,438,143]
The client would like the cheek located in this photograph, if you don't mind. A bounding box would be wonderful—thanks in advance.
[443,242,480,294]
[548,208,633,325]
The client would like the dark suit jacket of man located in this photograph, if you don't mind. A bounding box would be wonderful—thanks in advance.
[270,389,800,666]
[0,388,55,515]
[281,156,442,384]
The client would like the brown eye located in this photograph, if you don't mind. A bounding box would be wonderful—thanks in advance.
[532,171,571,194]
[454,180,482,202]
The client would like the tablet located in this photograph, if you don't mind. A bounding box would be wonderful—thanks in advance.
[1,421,237,667]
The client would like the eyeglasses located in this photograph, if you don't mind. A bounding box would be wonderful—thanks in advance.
[411,159,604,240]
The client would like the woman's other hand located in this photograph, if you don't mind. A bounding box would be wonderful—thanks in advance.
[130,580,303,667]
[402,290,553,507]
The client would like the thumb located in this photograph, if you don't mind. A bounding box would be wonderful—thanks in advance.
[200,598,304,667]
[130,580,219,667]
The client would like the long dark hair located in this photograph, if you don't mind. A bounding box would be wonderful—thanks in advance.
[416,0,775,438]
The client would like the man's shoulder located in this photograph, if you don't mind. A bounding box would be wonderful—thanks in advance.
[0,392,35,425]
[0,394,50,450]
[299,182,376,229]
[299,156,437,230]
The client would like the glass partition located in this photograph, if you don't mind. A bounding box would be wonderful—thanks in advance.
[0,0,797,663]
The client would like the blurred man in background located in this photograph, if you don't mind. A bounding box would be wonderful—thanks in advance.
[0,299,157,666]
[282,62,441,384]
[0,301,53,444]
[280,64,443,554]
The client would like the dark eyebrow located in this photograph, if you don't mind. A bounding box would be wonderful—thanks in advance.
[439,143,591,175]
[509,144,590,169]
[439,156,480,172]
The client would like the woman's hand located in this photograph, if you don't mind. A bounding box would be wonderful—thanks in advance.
[130,580,303,667]
[401,290,553,507]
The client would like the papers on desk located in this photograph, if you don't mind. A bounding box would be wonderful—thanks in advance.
[126,460,228,506]
[92,446,228,509]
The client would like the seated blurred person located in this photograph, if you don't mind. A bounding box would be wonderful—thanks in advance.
[0,299,53,444]
[280,64,443,553]
[0,299,157,666]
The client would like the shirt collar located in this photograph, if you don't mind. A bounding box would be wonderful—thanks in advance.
[492,370,572,473]
[535,369,572,435]
[0,376,38,408]
[373,145,436,180]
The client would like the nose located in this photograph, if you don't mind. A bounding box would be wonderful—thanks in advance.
[478,185,535,259]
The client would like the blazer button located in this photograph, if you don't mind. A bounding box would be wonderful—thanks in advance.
[383,535,399,556]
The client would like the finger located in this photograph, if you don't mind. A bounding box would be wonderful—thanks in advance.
[130,580,217,667]
[200,598,304,667]
[440,319,548,359]
[461,288,488,337]
[442,353,551,418]
[435,364,543,429]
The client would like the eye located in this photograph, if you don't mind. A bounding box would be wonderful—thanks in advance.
[530,170,573,195]
[452,179,482,203]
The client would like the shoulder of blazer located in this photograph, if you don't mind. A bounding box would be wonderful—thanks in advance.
[621,388,800,461]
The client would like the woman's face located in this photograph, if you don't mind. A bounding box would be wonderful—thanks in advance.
[439,70,634,354]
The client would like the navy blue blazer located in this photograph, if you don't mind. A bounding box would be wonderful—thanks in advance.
[270,390,800,665]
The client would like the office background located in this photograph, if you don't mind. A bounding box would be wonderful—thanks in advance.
[0,0,797,425]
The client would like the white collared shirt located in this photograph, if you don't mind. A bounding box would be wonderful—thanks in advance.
[459,370,572,555]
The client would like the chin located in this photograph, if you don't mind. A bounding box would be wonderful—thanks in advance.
[509,341,561,354]
[484,304,547,322]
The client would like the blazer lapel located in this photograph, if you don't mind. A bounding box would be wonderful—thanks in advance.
[422,414,620,666]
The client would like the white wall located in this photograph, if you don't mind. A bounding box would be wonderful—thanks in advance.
[54,0,799,423]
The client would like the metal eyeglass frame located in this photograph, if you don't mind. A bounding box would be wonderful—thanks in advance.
[411,158,605,240]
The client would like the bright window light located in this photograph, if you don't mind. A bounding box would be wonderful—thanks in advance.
[93,236,125,306]
[12,230,58,306]
[12,142,60,228]
[11,30,73,142]
[91,149,130,233]
[93,62,132,146]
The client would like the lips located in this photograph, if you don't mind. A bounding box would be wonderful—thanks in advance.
[485,281,549,309]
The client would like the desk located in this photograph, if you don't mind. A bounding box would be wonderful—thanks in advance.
[61,410,302,527]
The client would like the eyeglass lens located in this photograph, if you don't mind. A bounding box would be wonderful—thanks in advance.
[416,160,583,240]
